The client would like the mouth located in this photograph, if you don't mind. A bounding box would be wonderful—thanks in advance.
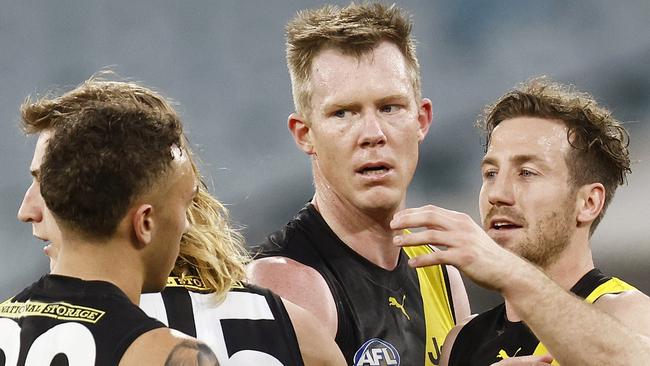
[35,235,53,251]
[489,219,523,231]
[35,234,49,243]
[356,162,393,177]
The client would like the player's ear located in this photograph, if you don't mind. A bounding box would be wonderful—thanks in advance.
[576,183,605,227]
[417,98,433,142]
[288,113,315,155]
[132,204,154,247]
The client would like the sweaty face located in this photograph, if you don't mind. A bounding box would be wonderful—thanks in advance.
[17,131,62,271]
[305,41,430,214]
[142,147,197,292]
[479,117,577,268]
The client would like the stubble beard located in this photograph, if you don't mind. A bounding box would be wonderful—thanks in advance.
[515,204,574,269]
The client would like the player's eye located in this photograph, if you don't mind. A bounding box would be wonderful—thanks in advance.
[333,109,350,118]
[380,105,401,114]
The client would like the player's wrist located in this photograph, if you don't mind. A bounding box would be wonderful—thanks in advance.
[497,256,547,301]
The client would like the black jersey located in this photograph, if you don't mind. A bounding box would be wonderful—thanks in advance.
[448,268,637,366]
[140,276,304,366]
[0,274,164,366]
[254,204,457,366]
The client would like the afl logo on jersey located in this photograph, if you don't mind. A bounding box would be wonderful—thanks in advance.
[353,338,400,365]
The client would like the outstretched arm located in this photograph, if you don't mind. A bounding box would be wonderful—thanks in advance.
[391,204,650,365]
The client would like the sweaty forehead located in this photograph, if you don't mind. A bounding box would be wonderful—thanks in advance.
[310,43,411,94]
[490,117,569,152]
[313,43,408,77]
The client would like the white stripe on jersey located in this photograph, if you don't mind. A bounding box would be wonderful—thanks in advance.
[140,290,285,365]
[139,293,169,326]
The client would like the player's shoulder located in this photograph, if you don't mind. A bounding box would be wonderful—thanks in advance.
[247,256,338,337]
[248,256,328,294]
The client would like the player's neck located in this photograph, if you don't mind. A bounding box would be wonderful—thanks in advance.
[542,240,595,291]
[504,238,594,323]
[312,192,402,270]
[51,236,144,305]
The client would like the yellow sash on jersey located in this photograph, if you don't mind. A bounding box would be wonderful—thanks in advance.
[403,244,456,366]
[532,277,636,365]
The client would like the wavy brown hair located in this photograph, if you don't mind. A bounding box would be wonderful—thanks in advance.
[24,78,184,238]
[480,77,631,234]
[22,73,248,295]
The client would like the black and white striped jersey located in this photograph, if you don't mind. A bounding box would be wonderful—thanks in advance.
[140,277,304,366]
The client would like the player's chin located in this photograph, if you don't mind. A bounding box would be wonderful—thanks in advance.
[356,189,403,212]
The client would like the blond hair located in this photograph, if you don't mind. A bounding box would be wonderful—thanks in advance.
[286,2,420,116]
[173,168,250,299]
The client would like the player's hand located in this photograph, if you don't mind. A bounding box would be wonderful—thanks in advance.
[489,355,554,365]
[390,204,530,291]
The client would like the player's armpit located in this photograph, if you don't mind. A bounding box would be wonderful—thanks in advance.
[164,339,219,366]
[445,264,471,321]
[283,298,346,366]
[439,314,476,366]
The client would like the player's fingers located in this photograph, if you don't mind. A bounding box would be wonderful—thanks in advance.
[405,250,453,268]
[391,205,448,230]
[393,229,454,249]
[392,204,442,218]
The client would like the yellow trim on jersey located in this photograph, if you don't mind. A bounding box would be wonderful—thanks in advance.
[584,277,636,304]
[166,275,211,292]
[0,299,105,324]
[532,277,636,365]
[403,244,455,366]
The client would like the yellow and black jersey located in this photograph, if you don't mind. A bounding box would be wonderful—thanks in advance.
[140,277,304,365]
[254,203,457,366]
[0,274,164,366]
[448,268,636,366]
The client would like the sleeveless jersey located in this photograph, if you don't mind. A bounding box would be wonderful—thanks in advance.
[0,274,164,366]
[448,268,637,366]
[253,204,457,366]
[140,276,304,366]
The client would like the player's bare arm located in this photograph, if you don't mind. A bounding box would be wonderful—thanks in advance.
[592,289,650,339]
[248,256,338,337]
[392,204,650,365]
[444,261,471,321]
[283,298,346,365]
[489,355,554,365]
[164,340,219,366]
[439,314,476,366]
[120,328,218,365]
